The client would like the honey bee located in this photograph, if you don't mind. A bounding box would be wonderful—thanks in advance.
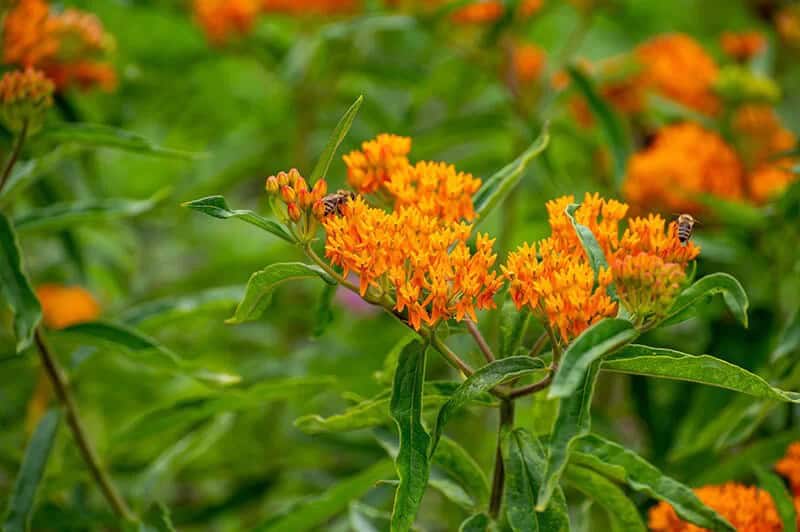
[320,190,355,217]
[676,214,696,244]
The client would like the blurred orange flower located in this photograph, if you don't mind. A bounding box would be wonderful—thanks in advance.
[721,31,766,61]
[2,0,116,91]
[624,122,744,214]
[451,0,544,24]
[36,284,100,330]
[321,197,502,329]
[194,0,260,44]
[0,68,54,132]
[511,43,546,85]
[648,483,782,532]
[776,442,800,495]
[262,0,359,14]
[344,134,412,195]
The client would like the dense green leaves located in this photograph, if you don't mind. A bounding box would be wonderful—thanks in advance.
[389,340,430,532]
[3,410,60,532]
[566,66,631,188]
[564,465,646,532]
[473,125,550,222]
[257,460,394,532]
[0,212,41,353]
[226,262,335,324]
[754,467,797,532]
[661,273,749,328]
[550,319,636,398]
[310,95,363,182]
[571,434,733,531]
[14,192,164,232]
[430,356,544,455]
[182,195,294,243]
[538,363,599,510]
[41,123,203,159]
[603,345,800,401]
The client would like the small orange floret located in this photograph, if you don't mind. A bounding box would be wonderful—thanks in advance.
[194,0,260,44]
[322,197,501,329]
[343,134,412,195]
[624,122,744,214]
[776,442,800,495]
[636,33,720,115]
[36,284,100,330]
[648,482,782,532]
[0,68,54,132]
[451,0,543,24]
[721,31,766,61]
[511,43,546,85]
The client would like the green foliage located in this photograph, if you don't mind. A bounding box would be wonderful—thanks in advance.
[753,467,797,532]
[182,195,294,243]
[563,465,646,532]
[41,123,203,159]
[660,273,749,328]
[310,95,363,182]
[0,212,40,352]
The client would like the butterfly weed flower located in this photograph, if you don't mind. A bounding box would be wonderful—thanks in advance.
[264,168,327,239]
[648,483,782,532]
[510,42,547,86]
[0,68,54,133]
[721,31,766,62]
[776,442,800,495]
[450,0,544,24]
[343,133,412,195]
[36,284,100,330]
[193,0,260,44]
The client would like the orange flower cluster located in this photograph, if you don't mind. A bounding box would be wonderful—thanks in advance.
[344,134,482,222]
[0,68,54,132]
[36,284,100,330]
[648,483,782,532]
[320,197,502,329]
[265,168,327,225]
[776,442,800,495]
[262,0,359,15]
[733,105,798,204]
[3,0,116,92]
[343,134,412,195]
[721,31,766,61]
[511,43,546,85]
[624,122,745,214]
[451,0,544,24]
[503,194,626,342]
[612,215,700,319]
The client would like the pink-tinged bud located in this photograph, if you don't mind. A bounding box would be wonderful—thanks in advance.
[265,175,279,193]
[311,179,328,202]
[280,185,296,203]
[288,168,301,187]
[287,202,301,222]
[297,186,311,208]
[277,171,289,187]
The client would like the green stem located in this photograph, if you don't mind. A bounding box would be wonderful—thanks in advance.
[305,245,359,293]
[489,399,514,519]
[0,121,28,196]
[465,318,495,363]
[34,328,137,523]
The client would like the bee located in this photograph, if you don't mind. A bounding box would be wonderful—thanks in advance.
[320,190,356,217]
[676,214,697,244]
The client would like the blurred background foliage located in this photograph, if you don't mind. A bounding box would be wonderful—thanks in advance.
[1,0,800,530]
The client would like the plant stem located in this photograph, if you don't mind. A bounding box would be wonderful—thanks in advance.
[34,328,137,523]
[427,331,475,378]
[489,399,514,519]
[305,245,360,293]
[508,371,553,399]
[529,331,549,358]
[465,318,495,363]
[0,121,28,195]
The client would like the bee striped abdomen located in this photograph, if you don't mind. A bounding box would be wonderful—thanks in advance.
[676,214,696,244]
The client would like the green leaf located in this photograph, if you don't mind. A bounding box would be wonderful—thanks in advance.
[227,262,335,324]
[257,460,395,532]
[313,282,337,337]
[550,319,636,399]
[0,212,41,353]
[60,321,240,386]
[563,203,618,301]
[473,125,550,222]
[41,123,203,159]
[567,66,631,189]
[182,195,294,243]
[433,436,491,510]
[694,430,800,485]
[537,363,599,511]
[661,273,749,328]
[3,410,60,532]
[310,95,363,182]
[13,191,166,232]
[119,286,244,326]
[773,310,800,363]
[602,345,800,401]
[430,356,545,455]
[571,434,733,531]
[754,466,797,532]
[0,145,78,204]
[459,513,490,532]
[563,465,646,532]
[375,333,418,386]
[503,429,570,532]
[389,340,431,532]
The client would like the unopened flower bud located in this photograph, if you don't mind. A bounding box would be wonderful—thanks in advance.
[0,68,54,134]
[287,202,301,222]
[288,168,301,187]
[311,179,328,202]
[297,186,311,208]
[280,185,296,203]
[265,175,279,194]
[277,171,289,187]
[294,176,308,193]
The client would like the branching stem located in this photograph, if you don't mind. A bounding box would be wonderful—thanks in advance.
[0,121,28,195]
[489,399,514,518]
[466,318,495,363]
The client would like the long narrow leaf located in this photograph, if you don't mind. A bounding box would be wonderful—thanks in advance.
[182,195,294,243]
[41,123,203,159]
[0,212,41,353]
[754,466,797,532]
[310,95,364,182]
[660,273,749,328]
[564,465,646,532]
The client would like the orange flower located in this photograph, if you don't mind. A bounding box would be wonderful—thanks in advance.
[343,134,412,195]
[36,284,100,330]
[0,68,54,132]
[385,161,482,222]
[261,0,359,14]
[624,122,744,214]
[511,43,546,85]
[451,0,544,24]
[776,6,800,48]
[194,0,260,44]
[2,0,116,92]
[776,442,800,495]
[721,31,766,61]
[545,193,628,258]
[748,165,797,204]
[635,33,719,115]
[648,483,782,532]
[321,197,501,329]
